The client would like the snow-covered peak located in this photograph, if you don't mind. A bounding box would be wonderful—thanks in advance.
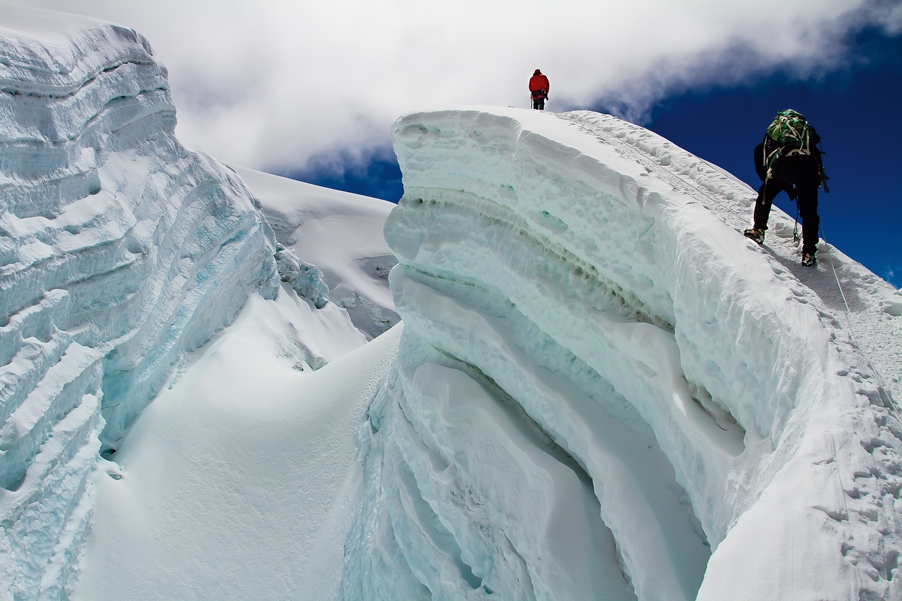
[343,107,902,600]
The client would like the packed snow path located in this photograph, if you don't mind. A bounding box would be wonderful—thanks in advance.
[343,108,902,601]
[561,111,902,404]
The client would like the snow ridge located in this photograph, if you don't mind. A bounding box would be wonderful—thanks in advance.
[0,7,277,598]
[343,108,902,600]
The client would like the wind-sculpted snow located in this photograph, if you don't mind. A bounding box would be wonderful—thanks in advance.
[344,108,902,600]
[235,165,400,341]
[0,7,277,599]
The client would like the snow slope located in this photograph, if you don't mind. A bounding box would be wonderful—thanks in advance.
[0,7,277,599]
[234,165,400,340]
[74,291,400,601]
[73,169,401,600]
[344,108,902,600]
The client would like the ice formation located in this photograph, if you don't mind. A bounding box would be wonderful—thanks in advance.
[236,165,400,340]
[274,245,330,309]
[3,5,902,600]
[70,167,400,600]
[343,108,902,600]
[0,7,277,598]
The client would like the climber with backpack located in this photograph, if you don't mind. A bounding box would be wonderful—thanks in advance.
[744,109,829,266]
[529,69,550,110]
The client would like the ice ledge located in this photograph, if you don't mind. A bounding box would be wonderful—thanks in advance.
[0,5,156,94]
[345,107,902,600]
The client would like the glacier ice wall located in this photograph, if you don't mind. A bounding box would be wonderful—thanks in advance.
[343,108,902,600]
[0,8,277,599]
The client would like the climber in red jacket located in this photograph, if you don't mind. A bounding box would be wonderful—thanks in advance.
[529,69,550,110]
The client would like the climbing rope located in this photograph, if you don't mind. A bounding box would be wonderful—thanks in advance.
[819,220,900,416]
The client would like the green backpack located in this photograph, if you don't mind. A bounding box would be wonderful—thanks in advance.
[761,109,820,180]
[766,109,813,153]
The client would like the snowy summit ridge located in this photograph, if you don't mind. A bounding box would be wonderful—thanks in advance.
[343,108,902,600]
[0,6,277,598]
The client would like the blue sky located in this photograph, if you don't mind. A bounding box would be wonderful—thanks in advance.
[299,25,902,287]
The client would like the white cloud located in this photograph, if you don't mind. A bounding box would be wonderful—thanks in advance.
[8,0,894,173]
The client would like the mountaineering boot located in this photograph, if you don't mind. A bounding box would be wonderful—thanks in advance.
[801,252,816,267]
[743,228,765,244]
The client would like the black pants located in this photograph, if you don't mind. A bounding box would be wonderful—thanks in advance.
[753,179,819,254]
[532,94,545,110]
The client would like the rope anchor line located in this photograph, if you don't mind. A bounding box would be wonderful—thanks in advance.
[820,220,899,417]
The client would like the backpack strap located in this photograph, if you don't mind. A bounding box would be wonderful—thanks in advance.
[763,135,781,181]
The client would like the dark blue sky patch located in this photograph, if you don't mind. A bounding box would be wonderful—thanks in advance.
[281,152,403,203]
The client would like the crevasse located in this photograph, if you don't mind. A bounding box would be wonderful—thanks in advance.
[342,108,902,601]
[0,7,277,599]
